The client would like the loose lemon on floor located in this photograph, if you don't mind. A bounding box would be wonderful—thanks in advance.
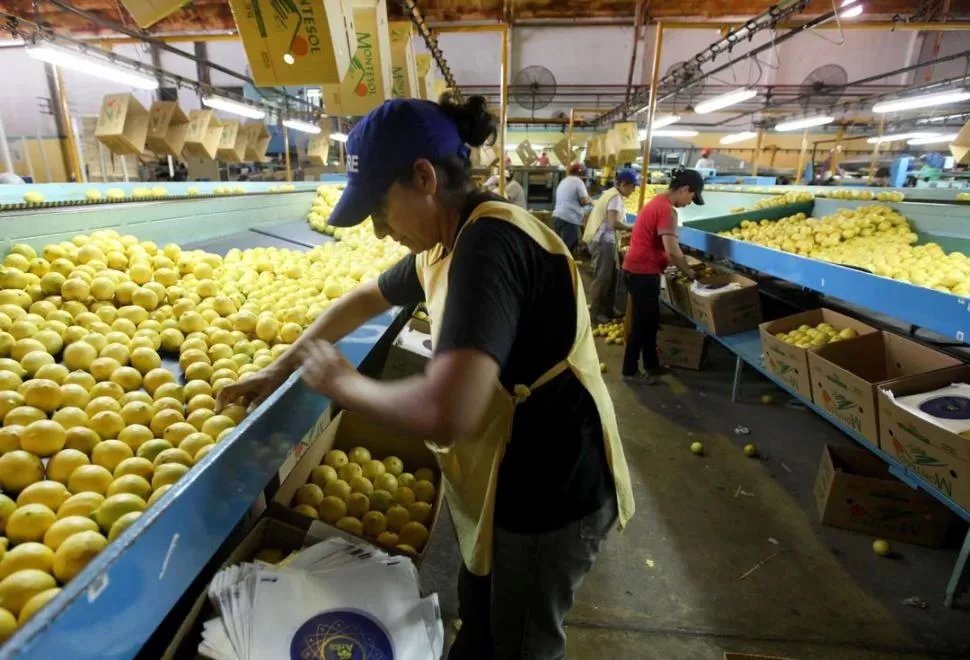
[6,504,56,544]
[53,530,107,583]
[0,570,57,617]
[16,481,69,511]
[17,587,59,624]
[0,451,44,493]
[872,539,892,557]
[690,441,705,455]
[0,543,54,580]
[107,511,141,542]
[43,516,99,552]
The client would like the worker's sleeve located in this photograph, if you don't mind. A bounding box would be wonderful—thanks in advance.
[377,254,425,305]
[435,218,528,367]
[606,195,625,214]
[656,205,678,237]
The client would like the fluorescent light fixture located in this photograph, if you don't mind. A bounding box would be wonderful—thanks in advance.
[872,89,970,114]
[283,53,296,65]
[720,131,758,145]
[329,132,349,143]
[282,119,321,134]
[202,96,266,119]
[866,132,938,144]
[652,115,681,129]
[26,43,158,90]
[907,133,959,145]
[652,129,699,137]
[774,116,835,131]
[694,88,758,114]
[840,4,864,18]
[916,111,970,124]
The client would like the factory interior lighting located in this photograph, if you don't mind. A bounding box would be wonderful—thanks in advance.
[26,43,158,90]
[720,131,758,145]
[329,132,349,143]
[652,129,699,138]
[866,132,938,144]
[907,133,959,145]
[282,119,322,134]
[652,115,681,129]
[774,116,835,131]
[872,89,970,114]
[694,88,758,114]
[202,96,266,119]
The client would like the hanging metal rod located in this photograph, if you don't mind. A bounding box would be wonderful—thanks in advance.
[398,0,461,101]
[593,0,814,125]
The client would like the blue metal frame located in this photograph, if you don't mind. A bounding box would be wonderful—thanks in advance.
[0,309,402,659]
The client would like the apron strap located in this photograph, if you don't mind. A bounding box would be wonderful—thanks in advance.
[512,359,571,405]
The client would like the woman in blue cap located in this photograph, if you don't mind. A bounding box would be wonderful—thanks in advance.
[219,95,634,659]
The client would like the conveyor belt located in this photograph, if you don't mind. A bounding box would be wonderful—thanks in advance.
[251,220,333,248]
[185,230,312,256]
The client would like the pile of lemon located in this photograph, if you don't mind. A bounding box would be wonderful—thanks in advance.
[593,322,625,345]
[621,185,665,215]
[957,192,970,202]
[816,189,905,202]
[291,446,437,555]
[774,323,859,348]
[0,225,405,638]
[306,185,345,236]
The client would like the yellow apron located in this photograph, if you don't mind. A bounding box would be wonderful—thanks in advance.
[582,187,622,245]
[416,201,635,575]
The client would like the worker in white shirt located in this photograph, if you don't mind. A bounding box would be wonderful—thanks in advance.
[485,170,526,208]
[694,148,716,170]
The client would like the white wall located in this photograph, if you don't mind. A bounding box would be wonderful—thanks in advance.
[0,48,60,138]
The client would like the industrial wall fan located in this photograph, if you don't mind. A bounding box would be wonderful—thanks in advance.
[799,64,848,109]
[513,65,557,115]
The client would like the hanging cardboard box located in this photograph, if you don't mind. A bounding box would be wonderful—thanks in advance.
[516,139,538,166]
[553,138,573,166]
[586,134,601,168]
[321,0,394,116]
[228,0,356,87]
[415,53,435,100]
[759,309,878,401]
[241,122,271,161]
[182,110,223,160]
[145,101,189,157]
[878,366,970,510]
[808,332,962,449]
[119,0,188,28]
[814,444,953,547]
[94,93,149,156]
[307,133,331,165]
[950,118,970,164]
[216,120,250,163]
[612,122,640,163]
[387,21,419,98]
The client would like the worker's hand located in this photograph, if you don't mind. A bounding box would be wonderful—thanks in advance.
[296,339,356,401]
[216,364,290,413]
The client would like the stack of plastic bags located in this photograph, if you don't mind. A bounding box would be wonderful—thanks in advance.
[199,537,443,659]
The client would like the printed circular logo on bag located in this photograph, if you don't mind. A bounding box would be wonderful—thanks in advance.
[290,609,394,659]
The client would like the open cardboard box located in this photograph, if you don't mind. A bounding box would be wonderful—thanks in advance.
[388,20,419,98]
[808,332,962,449]
[216,120,250,163]
[814,444,953,547]
[612,121,640,163]
[241,122,271,161]
[516,139,538,166]
[307,134,331,165]
[760,309,878,400]
[878,365,970,511]
[95,93,149,156]
[272,410,444,564]
[688,273,762,336]
[415,53,435,100]
[183,110,223,160]
[146,101,189,156]
[322,0,394,116]
[657,322,706,370]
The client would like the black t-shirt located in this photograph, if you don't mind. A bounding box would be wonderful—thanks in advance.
[378,192,614,534]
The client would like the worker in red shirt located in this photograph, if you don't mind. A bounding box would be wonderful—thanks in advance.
[621,168,705,380]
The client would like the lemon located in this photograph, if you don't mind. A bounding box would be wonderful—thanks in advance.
[113,457,154,482]
[294,484,325,509]
[59,383,91,410]
[16,481,69,511]
[18,587,59,624]
[382,456,404,476]
[51,406,89,429]
[110,366,142,392]
[0,372,21,392]
[146,484,171,508]
[413,480,436,503]
[86,396,121,416]
[53,530,107,582]
[0,542,54,580]
[43,516,99,552]
[153,448,193,468]
[185,409,215,432]
[150,409,184,438]
[119,401,153,428]
[151,462,188,490]
[67,465,113,495]
[200,415,234,439]
[142,368,175,395]
[6,504,56,544]
[129,347,161,374]
[318,496,346,524]
[136,439,172,463]
[873,539,892,557]
[347,446,371,465]
[163,422,196,448]
[218,403,247,425]
[397,473,416,489]
[5,405,46,427]
[46,449,90,485]
[394,487,416,507]
[413,467,436,484]
[63,427,100,455]
[361,511,387,538]
[63,341,97,371]
[91,440,133,473]
[0,451,44,493]
[107,511,141,542]
[0,569,56,617]
[376,531,399,548]
[56,492,104,520]
[0,426,21,453]
[338,463,363,483]
[396,544,417,554]
[93,493,146,532]
[335,516,363,536]
[385,505,410,533]
[399,521,429,550]
[362,459,385,481]
[309,465,338,490]
[20,380,61,413]
[106,474,151,500]
[350,476,374,497]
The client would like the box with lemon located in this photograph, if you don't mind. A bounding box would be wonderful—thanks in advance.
[273,410,442,560]
[0,223,408,643]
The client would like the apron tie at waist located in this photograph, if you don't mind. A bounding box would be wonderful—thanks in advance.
[513,384,532,404]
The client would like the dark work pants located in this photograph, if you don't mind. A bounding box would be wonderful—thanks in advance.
[622,271,661,376]
[589,241,617,321]
[552,218,580,253]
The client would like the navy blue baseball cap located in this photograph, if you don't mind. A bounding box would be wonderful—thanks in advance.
[329,99,471,227]
[616,168,640,186]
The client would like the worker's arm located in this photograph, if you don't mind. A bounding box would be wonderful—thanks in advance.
[661,233,694,280]
[605,209,629,231]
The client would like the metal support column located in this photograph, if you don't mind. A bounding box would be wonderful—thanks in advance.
[638,22,664,210]
[751,129,765,176]
[945,529,970,607]
[21,138,35,181]
[731,356,743,403]
[54,67,83,182]
[795,129,809,184]
[498,25,510,197]
[867,117,885,184]
[567,108,575,156]
[830,126,846,173]
[284,125,292,182]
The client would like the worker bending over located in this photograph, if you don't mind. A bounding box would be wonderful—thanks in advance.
[583,168,638,324]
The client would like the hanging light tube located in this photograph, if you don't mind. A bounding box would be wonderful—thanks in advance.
[202,96,266,119]
[329,132,349,143]
[872,89,970,114]
[774,116,835,132]
[720,131,758,145]
[26,43,158,90]
[694,88,758,114]
[652,115,681,129]
[907,133,959,145]
[652,129,699,138]
[282,119,322,134]
[866,132,938,144]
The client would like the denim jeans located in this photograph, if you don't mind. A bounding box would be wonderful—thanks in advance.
[552,218,581,253]
[448,496,619,660]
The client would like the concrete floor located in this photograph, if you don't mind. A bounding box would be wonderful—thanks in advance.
[419,335,970,660]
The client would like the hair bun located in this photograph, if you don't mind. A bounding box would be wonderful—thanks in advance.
[438,94,497,148]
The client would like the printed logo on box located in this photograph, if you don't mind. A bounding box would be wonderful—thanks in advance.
[290,609,394,659]
[890,426,956,497]
[819,387,863,432]
[350,32,377,97]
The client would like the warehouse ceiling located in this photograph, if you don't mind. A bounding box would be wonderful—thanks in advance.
[1,0,931,35]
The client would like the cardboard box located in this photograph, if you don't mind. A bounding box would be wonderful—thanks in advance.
[145,101,189,156]
[657,323,707,370]
[585,134,600,168]
[950,118,969,165]
[415,53,435,100]
[272,409,444,563]
[306,134,331,165]
[516,139,538,166]
[813,444,952,547]
[216,120,250,163]
[228,0,355,87]
[552,138,573,166]
[662,272,694,316]
[760,309,878,401]
[878,365,970,510]
[183,110,223,160]
[688,273,762,336]
[94,93,149,156]
[612,122,640,163]
[241,122,271,161]
[809,332,962,448]
[120,0,188,28]
[388,21,419,98]
[382,325,432,380]
[322,0,393,116]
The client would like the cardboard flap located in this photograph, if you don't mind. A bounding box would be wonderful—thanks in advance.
[884,332,961,377]
[950,118,970,164]
[516,139,538,166]
[814,332,887,382]
[553,138,572,166]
